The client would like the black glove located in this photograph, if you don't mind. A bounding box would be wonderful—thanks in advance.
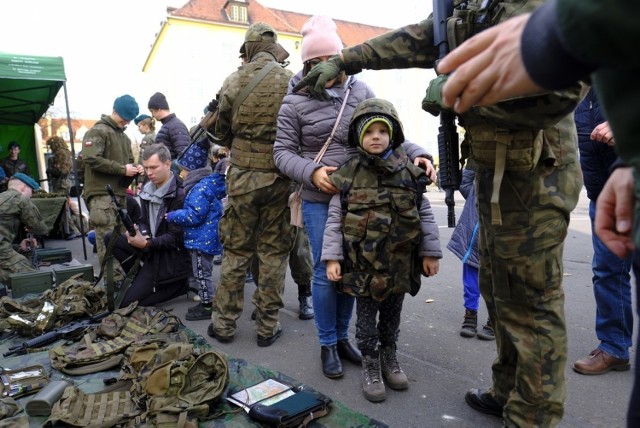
[292,55,345,100]
[208,99,219,112]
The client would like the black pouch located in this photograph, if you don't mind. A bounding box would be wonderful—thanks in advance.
[248,390,332,428]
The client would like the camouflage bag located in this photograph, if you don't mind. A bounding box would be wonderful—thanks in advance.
[49,306,181,375]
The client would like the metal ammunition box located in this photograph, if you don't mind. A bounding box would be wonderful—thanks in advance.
[8,271,53,298]
[35,248,72,264]
[53,264,94,286]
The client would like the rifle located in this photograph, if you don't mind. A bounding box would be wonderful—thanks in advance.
[26,231,38,268]
[105,184,136,236]
[189,99,219,144]
[3,311,110,357]
[433,0,461,227]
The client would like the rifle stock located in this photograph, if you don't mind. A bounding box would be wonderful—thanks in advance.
[434,0,461,227]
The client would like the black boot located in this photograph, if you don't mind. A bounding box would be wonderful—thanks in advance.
[337,339,362,365]
[297,283,314,320]
[320,345,343,378]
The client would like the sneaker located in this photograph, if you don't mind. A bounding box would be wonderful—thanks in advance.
[460,309,478,338]
[362,354,386,402]
[185,303,212,321]
[298,294,314,320]
[380,345,408,390]
[187,303,201,314]
[477,319,496,341]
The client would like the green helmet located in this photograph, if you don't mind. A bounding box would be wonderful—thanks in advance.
[244,22,277,43]
[348,98,405,149]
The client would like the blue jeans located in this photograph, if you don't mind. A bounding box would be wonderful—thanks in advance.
[589,200,633,359]
[302,200,355,346]
[463,263,480,311]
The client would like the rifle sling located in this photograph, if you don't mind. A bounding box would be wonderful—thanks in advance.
[232,61,278,117]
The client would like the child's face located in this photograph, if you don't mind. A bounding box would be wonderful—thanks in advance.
[361,122,391,155]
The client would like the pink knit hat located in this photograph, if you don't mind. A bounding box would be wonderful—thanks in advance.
[300,16,343,63]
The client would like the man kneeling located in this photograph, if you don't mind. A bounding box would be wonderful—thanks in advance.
[106,144,190,307]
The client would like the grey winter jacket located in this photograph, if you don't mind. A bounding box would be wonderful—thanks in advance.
[446,169,479,268]
[274,72,431,204]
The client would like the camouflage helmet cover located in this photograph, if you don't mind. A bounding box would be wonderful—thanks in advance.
[348,98,405,149]
[244,22,277,43]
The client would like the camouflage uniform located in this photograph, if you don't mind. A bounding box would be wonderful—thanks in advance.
[0,189,48,283]
[137,131,156,164]
[314,1,584,426]
[212,23,294,339]
[82,114,134,266]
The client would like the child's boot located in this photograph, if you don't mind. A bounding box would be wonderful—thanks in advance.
[460,309,478,338]
[477,318,496,341]
[380,344,408,390]
[362,352,386,402]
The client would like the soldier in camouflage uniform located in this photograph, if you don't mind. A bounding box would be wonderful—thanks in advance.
[322,98,442,402]
[0,174,48,284]
[294,1,584,426]
[82,95,143,268]
[134,114,156,164]
[209,22,294,347]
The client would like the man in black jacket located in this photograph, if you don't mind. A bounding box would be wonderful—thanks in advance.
[147,92,190,166]
[106,144,191,307]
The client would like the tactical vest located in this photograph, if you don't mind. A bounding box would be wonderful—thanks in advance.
[331,154,427,301]
[230,57,291,172]
[443,0,584,225]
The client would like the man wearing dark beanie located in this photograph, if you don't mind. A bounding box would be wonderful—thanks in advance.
[147,92,190,164]
[82,94,143,269]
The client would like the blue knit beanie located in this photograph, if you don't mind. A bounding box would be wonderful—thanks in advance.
[113,95,139,121]
[134,114,151,125]
[176,139,211,171]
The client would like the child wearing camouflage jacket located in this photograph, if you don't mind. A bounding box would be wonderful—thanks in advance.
[166,140,225,321]
[322,98,442,402]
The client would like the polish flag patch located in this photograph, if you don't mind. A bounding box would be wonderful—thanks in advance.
[84,141,93,147]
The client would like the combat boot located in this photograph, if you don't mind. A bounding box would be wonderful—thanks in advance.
[380,344,408,390]
[361,354,386,402]
[297,283,314,320]
[460,309,478,338]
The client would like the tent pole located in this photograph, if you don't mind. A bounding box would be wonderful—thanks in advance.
[63,82,87,261]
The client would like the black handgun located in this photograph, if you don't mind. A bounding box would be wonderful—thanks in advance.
[105,184,136,236]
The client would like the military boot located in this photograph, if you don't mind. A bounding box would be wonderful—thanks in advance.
[361,354,386,402]
[380,344,408,390]
[460,309,478,338]
[297,283,314,320]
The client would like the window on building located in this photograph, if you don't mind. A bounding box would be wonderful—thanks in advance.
[230,4,248,23]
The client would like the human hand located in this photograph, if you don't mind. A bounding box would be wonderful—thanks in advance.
[595,167,635,258]
[125,164,139,177]
[19,237,38,252]
[414,157,436,182]
[292,55,345,99]
[312,166,339,194]
[437,14,543,113]
[326,260,342,281]
[591,121,615,146]
[126,225,148,249]
[135,164,145,174]
[422,257,439,276]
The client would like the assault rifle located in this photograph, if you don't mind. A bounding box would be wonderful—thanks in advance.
[26,232,38,268]
[434,0,461,227]
[105,184,136,236]
[189,99,219,144]
[3,311,110,357]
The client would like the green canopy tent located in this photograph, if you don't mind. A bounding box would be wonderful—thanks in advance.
[0,52,87,260]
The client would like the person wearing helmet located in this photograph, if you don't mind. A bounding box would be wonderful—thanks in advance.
[322,98,442,403]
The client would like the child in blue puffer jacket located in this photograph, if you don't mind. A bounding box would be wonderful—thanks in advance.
[166,139,225,321]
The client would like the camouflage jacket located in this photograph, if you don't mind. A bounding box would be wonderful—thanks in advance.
[214,52,293,196]
[340,0,583,168]
[0,189,48,243]
[322,147,441,300]
[81,114,134,199]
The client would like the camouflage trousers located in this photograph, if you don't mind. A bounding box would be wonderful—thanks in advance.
[0,241,35,284]
[213,178,294,338]
[476,160,582,428]
[355,293,404,353]
[88,195,125,280]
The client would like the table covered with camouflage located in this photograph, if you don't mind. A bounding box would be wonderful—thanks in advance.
[1,326,386,427]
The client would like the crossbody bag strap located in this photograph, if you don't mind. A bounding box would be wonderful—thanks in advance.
[314,85,353,163]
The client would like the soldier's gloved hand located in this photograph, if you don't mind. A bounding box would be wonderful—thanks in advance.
[422,74,451,116]
[208,99,219,112]
[292,55,345,100]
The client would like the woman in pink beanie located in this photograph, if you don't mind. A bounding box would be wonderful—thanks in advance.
[274,15,434,385]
